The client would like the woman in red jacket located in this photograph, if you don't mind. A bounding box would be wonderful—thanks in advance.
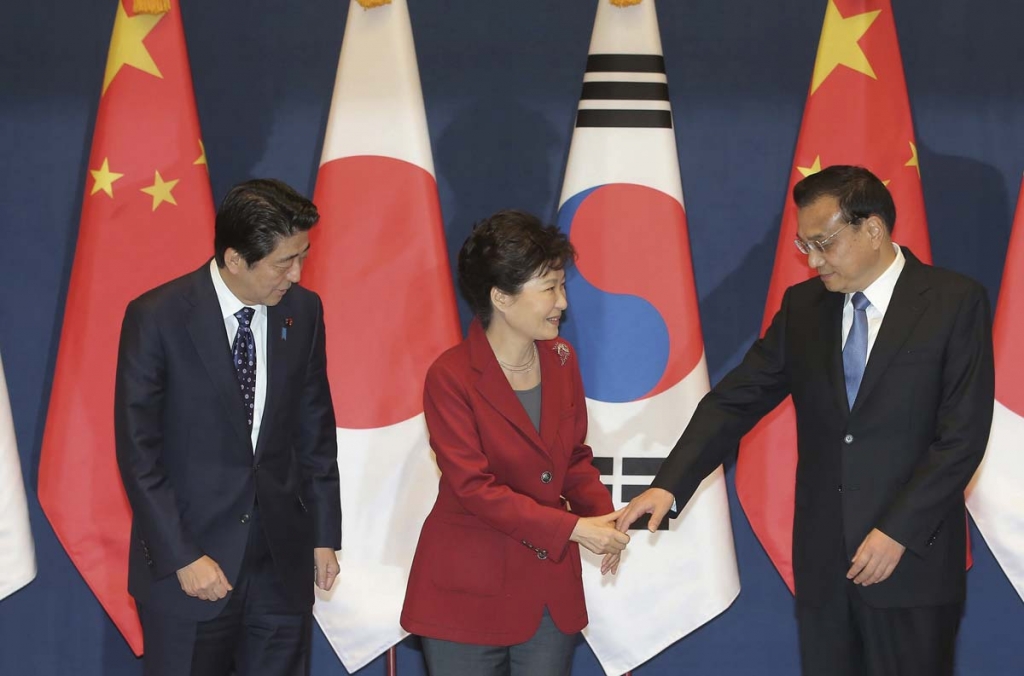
[401,210,629,676]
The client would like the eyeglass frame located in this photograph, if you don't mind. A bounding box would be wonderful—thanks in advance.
[793,215,864,255]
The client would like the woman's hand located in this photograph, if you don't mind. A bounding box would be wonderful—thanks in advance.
[570,509,631,555]
[600,551,621,575]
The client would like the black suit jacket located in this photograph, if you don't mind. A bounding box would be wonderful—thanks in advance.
[115,262,341,620]
[654,249,994,607]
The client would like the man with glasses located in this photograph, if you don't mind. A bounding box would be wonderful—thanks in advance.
[619,165,994,676]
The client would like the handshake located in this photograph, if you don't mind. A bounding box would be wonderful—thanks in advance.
[569,487,677,576]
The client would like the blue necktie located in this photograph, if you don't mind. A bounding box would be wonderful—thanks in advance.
[843,292,871,409]
[232,307,256,429]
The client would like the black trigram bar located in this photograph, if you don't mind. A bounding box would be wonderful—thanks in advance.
[586,54,666,73]
[594,456,670,531]
[580,81,669,101]
[575,109,672,129]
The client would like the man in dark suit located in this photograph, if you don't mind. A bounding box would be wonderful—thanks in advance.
[115,179,342,676]
[619,166,994,676]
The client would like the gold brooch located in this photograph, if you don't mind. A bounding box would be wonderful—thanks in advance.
[554,342,570,366]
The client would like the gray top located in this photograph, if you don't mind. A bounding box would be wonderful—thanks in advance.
[514,383,542,431]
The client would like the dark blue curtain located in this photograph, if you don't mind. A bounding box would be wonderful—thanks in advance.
[1,1,1021,674]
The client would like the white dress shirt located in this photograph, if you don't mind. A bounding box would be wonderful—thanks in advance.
[210,259,267,451]
[841,243,906,362]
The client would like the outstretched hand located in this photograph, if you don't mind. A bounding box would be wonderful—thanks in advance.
[616,488,675,533]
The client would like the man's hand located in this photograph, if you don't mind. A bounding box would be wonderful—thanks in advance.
[616,488,675,533]
[314,547,340,591]
[570,509,631,555]
[600,551,621,576]
[847,528,906,586]
[176,555,232,601]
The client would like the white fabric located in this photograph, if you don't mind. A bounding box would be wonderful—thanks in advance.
[0,349,36,601]
[561,2,740,674]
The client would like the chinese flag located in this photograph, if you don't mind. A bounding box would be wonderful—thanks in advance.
[734,0,933,592]
[37,0,214,654]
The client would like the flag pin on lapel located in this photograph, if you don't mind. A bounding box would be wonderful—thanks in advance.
[282,317,293,340]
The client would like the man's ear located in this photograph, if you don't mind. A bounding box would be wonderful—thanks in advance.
[865,215,887,249]
[224,248,245,274]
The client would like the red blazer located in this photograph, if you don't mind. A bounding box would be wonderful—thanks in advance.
[401,320,613,645]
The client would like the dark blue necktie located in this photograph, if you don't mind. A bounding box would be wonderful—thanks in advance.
[843,292,871,409]
[232,307,256,429]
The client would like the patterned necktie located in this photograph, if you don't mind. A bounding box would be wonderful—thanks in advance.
[232,307,256,429]
[843,292,871,409]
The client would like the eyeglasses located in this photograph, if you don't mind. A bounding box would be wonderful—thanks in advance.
[794,218,856,255]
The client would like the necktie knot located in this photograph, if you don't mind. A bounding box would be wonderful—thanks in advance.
[235,307,255,328]
[852,292,871,312]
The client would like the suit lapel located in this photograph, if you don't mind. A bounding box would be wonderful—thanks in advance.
[819,291,849,414]
[851,250,929,413]
[468,321,549,457]
[537,341,565,450]
[184,265,252,450]
[254,302,288,459]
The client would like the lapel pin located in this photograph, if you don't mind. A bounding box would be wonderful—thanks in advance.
[554,342,570,366]
[282,317,293,340]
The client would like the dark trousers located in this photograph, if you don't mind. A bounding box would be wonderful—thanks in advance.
[419,608,577,676]
[797,577,963,676]
[139,508,309,676]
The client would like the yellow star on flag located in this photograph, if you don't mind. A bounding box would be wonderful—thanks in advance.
[140,171,179,210]
[797,156,823,177]
[194,139,207,167]
[905,141,921,178]
[811,0,881,94]
[103,2,165,95]
[89,158,124,198]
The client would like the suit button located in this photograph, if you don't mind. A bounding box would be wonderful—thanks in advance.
[254,463,260,472]
[838,484,843,493]
[537,550,548,560]
[844,434,854,444]
[540,471,553,484]
[240,513,250,524]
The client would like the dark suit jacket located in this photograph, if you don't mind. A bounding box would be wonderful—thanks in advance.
[654,249,994,608]
[401,320,613,645]
[114,262,341,620]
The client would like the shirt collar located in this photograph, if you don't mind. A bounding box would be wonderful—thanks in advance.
[209,258,265,322]
[846,243,905,315]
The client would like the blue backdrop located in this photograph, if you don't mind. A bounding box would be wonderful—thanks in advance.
[1,1,1022,674]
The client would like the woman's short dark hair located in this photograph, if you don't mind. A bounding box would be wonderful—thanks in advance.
[214,178,320,267]
[457,210,576,328]
[792,165,896,234]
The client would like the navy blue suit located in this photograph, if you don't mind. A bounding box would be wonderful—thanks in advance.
[114,262,340,672]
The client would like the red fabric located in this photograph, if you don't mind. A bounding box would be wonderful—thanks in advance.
[734,0,935,593]
[304,156,462,429]
[993,177,1024,416]
[37,1,214,654]
[401,322,614,645]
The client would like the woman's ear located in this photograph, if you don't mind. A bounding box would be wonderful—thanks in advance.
[490,286,508,312]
